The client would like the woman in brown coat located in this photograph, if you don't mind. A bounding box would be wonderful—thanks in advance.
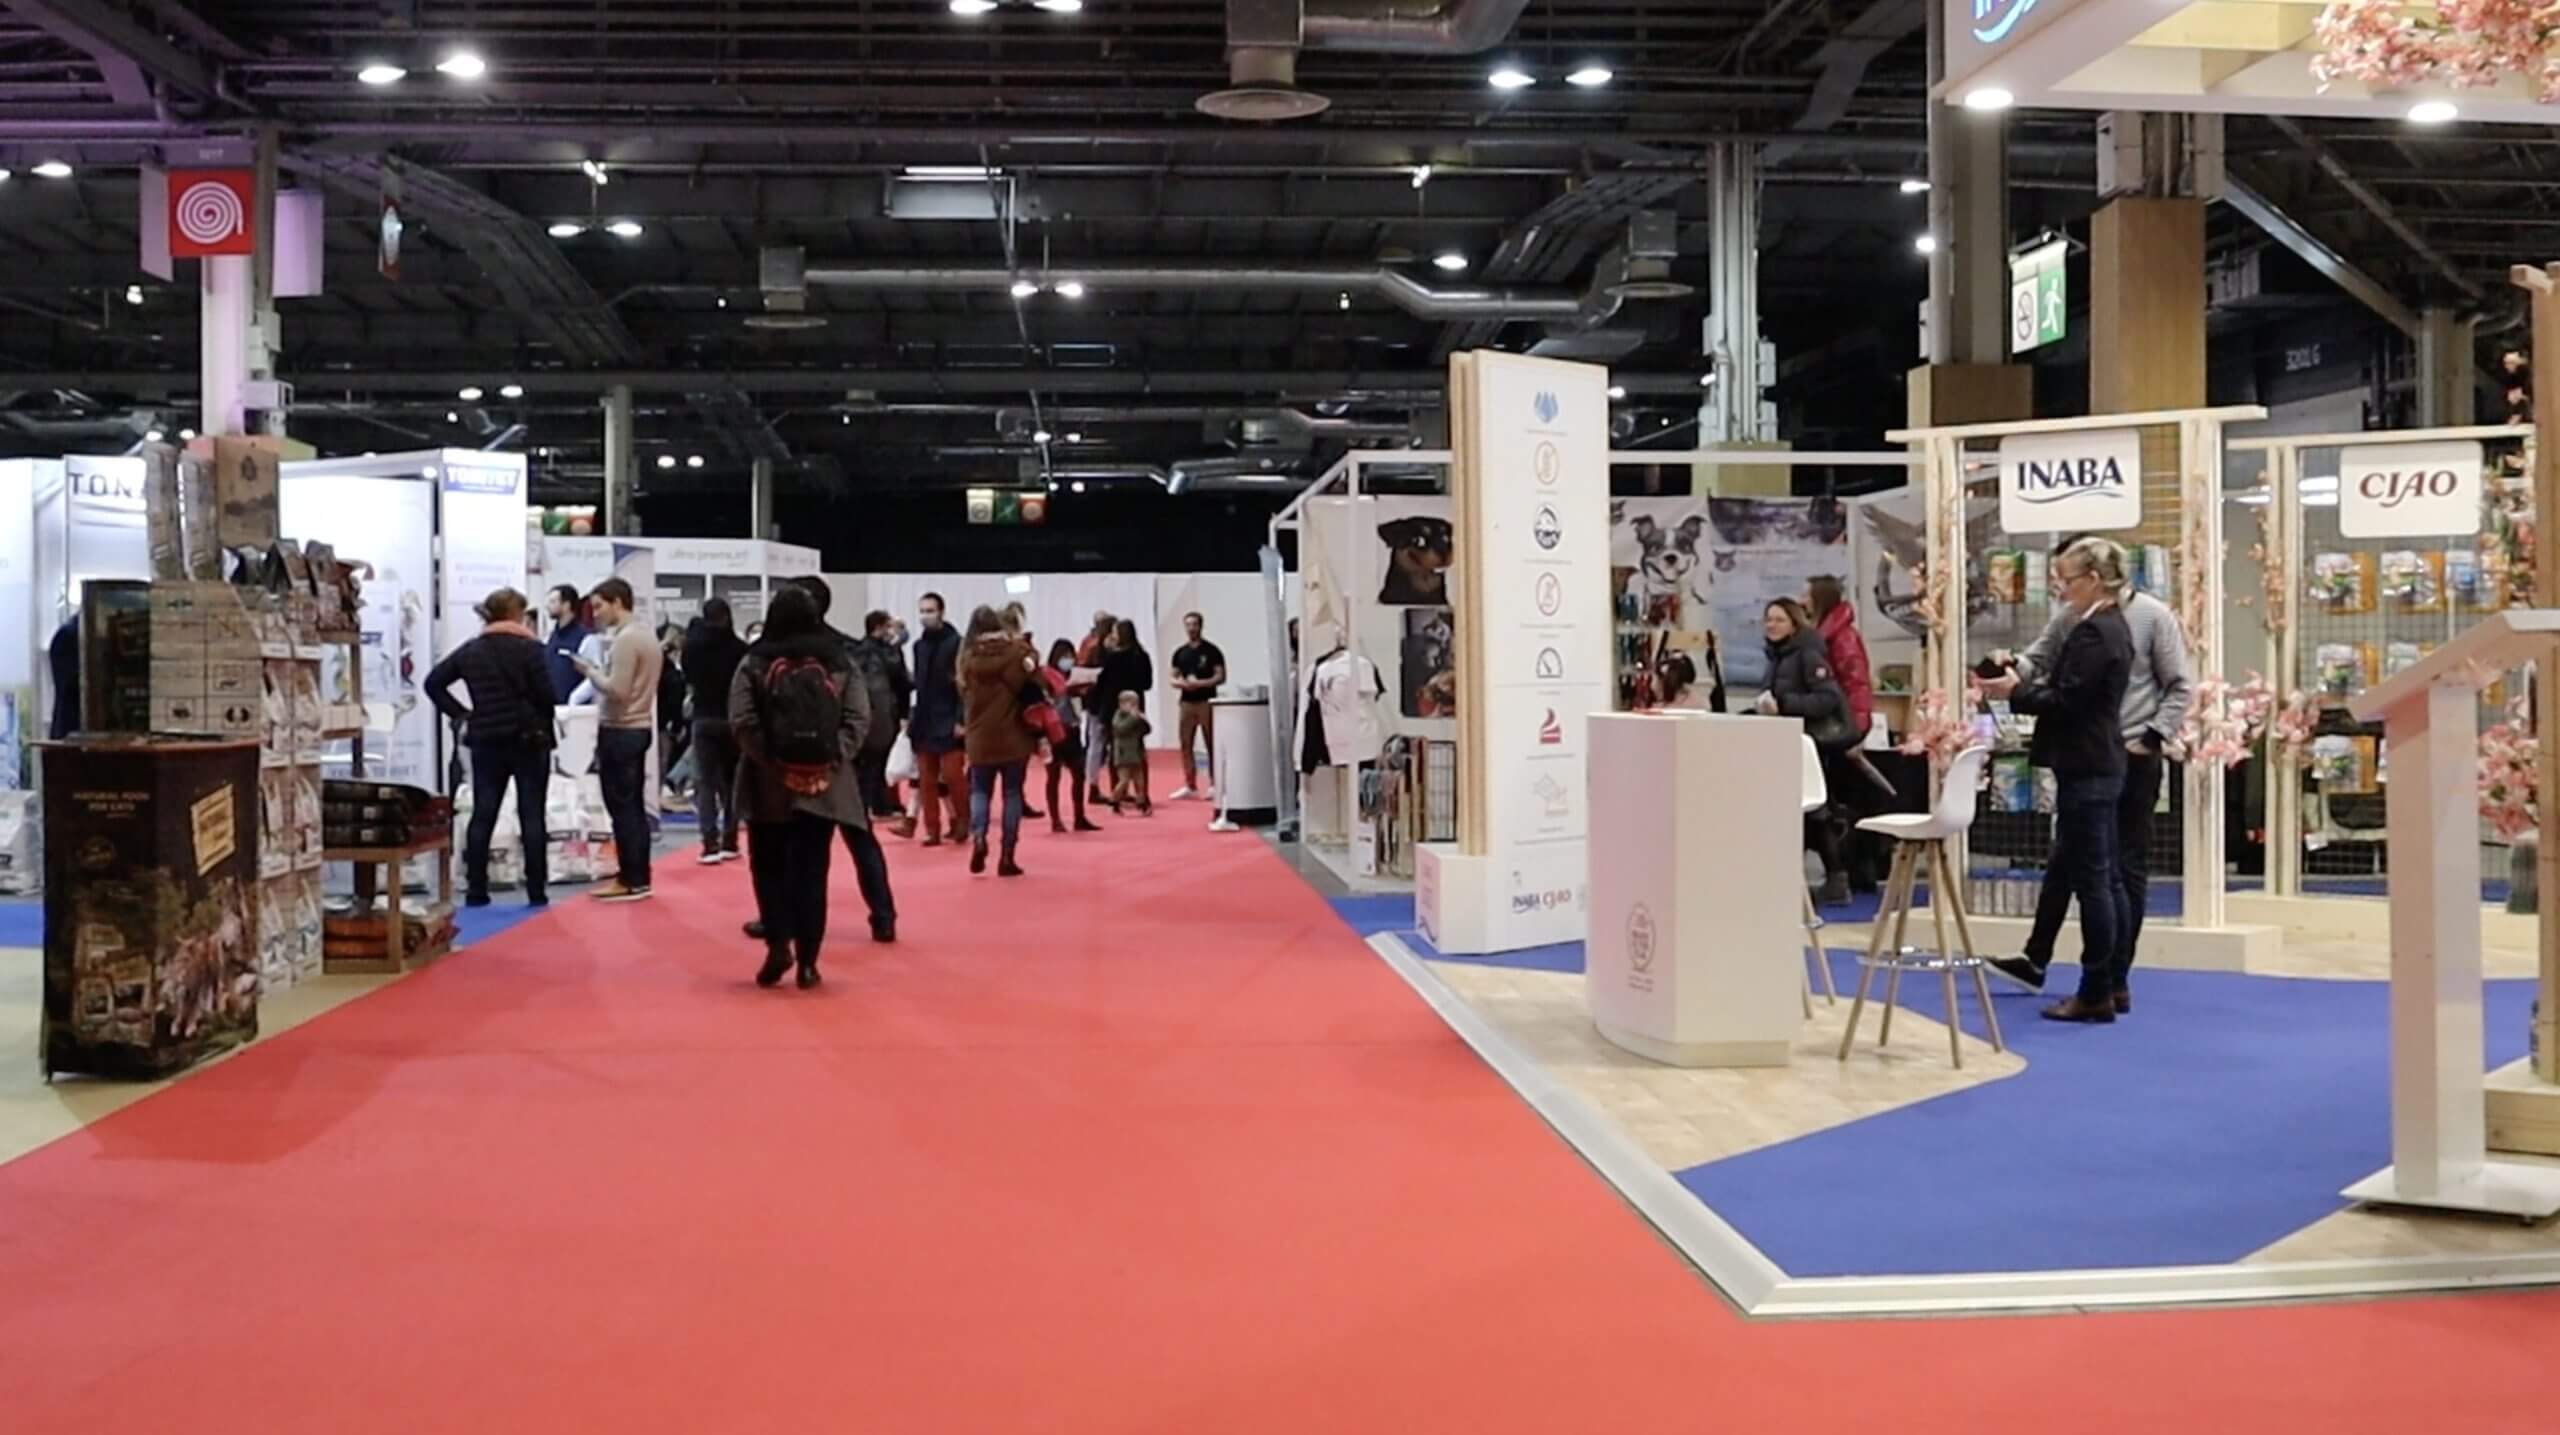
[959,603,1039,876]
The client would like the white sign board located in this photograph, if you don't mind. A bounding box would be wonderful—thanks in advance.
[438,452,530,665]
[1996,427,2142,533]
[2339,440,2483,540]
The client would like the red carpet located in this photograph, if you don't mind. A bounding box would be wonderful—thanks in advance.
[3,768,2558,1431]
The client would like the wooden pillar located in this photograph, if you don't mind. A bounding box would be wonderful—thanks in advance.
[2090,197,2207,415]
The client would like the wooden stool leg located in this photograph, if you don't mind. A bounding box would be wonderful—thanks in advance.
[1838,844,1908,1060]
[1941,846,2004,1054]
[1927,842,1961,1069]
[1878,844,1917,1047]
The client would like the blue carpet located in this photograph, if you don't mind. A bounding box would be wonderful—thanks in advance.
[1680,954,2537,1276]
[3,892,553,954]
[1323,895,1585,973]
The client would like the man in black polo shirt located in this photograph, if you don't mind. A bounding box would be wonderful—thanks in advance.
[1168,611,1227,801]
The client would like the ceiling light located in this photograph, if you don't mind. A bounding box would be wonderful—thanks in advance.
[124,284,143,305]
[457,385,484,400]
[1410,164,1433,189]
[1432,251,1469,272]
[178,427,194,440]
[1565,65,1613,88]
[145,429,164,443]
[1338,292,1351,310]
[1900,178,1931,194]
[716,295,728,308]
[1071,480,1088,493]
[687,454,705,469]
[446,410,460,423]
[656,454,677,470]
[547,221,585,238]
[499,383,524,399]
[1055,280,1087,299]
[606,219,644,238]
[581,159,609,184]
[949,0,998,13]
[1607,384,1627,399]
[2408,99,2459,125]
[1913,233,1939,254]
[1047,480,1060,492]
[1010,278,1040,299]
[0,168,12,182]
[435,50,487,79]
[31,160,71,179]
[1960,86,2014,112]
[1065,432,1083,443]
[905,164,995,180]
[1488,66,1536,90]
[357,63,406,85]
[1699,372,1718,387]
[1033,429,1054,444]
[841,413,851,425]
[1033,0,1084,11]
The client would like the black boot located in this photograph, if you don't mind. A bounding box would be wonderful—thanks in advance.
[969,835,989,874]
[795,949,822,989]
[755,945,793,988]
[998,844,1023,878]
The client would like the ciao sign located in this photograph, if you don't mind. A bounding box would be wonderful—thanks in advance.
[2338,440,2482,539]
[1996,427,2143,533]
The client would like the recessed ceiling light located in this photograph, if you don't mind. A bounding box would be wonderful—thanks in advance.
[1338,292,1351,310]
[1607,385,1626,399]
[31,160,72,179]
[357,63,406,85]
[716,295,729,308]
[1565,65,1613,88]
[1913,233,1939,254]
[687,454,705,468]
[0,168,12,182]
[1699,372,1718,387]
[949,0,998,13]
[499,383,524,399]
[547,221,585,238]
[1071,480,1088,493]
[2408,99,2458,125]
[1410,164,1433,189]
[657,454,677,469]
[178,427,195,439]
[1033,0,1083,11]
[1899,178,1931,194]
[1961,86,2014,112]
[1488,66,1535,90]
[1033,429,1054,444]
[1047,480,1061,492]
[1010,279,1040,299]
[905,164,995,180]
[124,284,143,305]
[1065,432,1083,443]
[457,385,484,400]
[606,219,643,238]
[435,50,486,79]
[1055,280,1087,299]
[145,429,164,443]
[1433,251,1469,272]
[580,159,609,184]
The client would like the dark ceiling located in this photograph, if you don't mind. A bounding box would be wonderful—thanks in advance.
[0,0,2539,539]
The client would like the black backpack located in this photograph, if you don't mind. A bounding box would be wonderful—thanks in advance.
[758,654,844,794]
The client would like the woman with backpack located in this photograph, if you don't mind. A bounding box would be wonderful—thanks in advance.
[729,584,871,989]
[958,604,1039,876]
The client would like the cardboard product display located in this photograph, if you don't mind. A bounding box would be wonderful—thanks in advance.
[38,738,262,1080]
[256,872,296,990]
[190,435,281,553]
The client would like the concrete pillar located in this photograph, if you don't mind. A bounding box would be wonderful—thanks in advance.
[2418,306,2478,427]
[1702,140,1763,445]
[750,456,775,541]
[1906,0,2031,428]
[602,383,635,536]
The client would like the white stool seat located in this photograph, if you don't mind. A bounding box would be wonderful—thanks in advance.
[1856,811,1958,839]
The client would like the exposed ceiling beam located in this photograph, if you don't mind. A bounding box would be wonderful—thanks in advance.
[2265,114,2484,306]
[0,0,219,105]
[2221,175,2420,337]
[0,367,1723,397]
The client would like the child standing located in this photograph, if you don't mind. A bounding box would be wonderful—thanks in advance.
[1111,689,1153,815]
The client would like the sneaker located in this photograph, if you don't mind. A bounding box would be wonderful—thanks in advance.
[464,893,492,909]
[1987,956,2046,992]
[1169,786,1197,801]
[743,920,766,941]
[698,850,724,866]
[526,893,549,908]
[892,817,918,839]
[593,882,654,904]
[718,850,741,864]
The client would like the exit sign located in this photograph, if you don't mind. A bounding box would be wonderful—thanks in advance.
[2009,239,2066,354]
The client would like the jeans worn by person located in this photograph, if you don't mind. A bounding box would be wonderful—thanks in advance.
[690,717,741,855]
[596,725,655,890]
[2022,752,2163,995]
[464,740,550,903]
[2043,771,2126,1005]
[969,758,1029,846]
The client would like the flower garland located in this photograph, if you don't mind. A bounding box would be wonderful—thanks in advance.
[1898,684,1985,771]
[2246,503,2290,637]
[2175,672,2277,770]
[2481,711,2540,841]
[2266,687,2320,768]
[2313,0,2560,102]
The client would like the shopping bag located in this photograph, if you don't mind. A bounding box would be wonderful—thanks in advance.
[885,730,917,782]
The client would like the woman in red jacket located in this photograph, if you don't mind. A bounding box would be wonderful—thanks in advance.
[1807,575,1878,901]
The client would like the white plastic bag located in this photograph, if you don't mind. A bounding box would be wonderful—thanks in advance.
[885,731,917,783]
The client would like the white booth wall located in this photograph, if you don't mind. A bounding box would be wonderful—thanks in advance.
[536,536,819,631]
[3,457,151,736]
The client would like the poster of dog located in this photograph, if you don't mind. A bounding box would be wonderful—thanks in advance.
[1399,607,1457,718]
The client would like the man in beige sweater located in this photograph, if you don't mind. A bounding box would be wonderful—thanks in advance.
[572,577,664,902]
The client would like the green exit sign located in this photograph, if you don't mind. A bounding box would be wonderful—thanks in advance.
[2010,239,2067,353]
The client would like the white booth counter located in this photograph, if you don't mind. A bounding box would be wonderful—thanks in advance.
[1585,712,1804,1067]
[1210,694,1276,821]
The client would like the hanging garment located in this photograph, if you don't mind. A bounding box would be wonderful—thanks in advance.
[1309,648,1385,770]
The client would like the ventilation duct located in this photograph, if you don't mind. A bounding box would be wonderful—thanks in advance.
[1206,0,1533,121]
[1203,0,1330,121]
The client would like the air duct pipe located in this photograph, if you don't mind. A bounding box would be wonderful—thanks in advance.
[1301,0,1536,53]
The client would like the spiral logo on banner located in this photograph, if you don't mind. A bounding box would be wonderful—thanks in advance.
[164,169,256,258]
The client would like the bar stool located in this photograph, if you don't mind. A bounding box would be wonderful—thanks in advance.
[1798,735,1838,1018]
[1836,743,2003,1068]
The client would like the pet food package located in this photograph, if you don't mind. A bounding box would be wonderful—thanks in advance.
[2380,550,2445,611]
[1989,755,2036,814]
[2447,546,2492,610]
[258,769,293,879]
[290,766,323,869]
[2384,642,2428,679]
[293,871,324,979]
[2310,735,2377,793]
[257,873,296,991]
[287,660,326,757]
[2314,643,2377,702]
[2309,552,2377,612]
[259,661,293,766]
[1985,550,2026,603]
[0,790,40,895]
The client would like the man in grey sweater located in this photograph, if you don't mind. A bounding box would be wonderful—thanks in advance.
[572,576,665,903]
[1991,535,2194,1013]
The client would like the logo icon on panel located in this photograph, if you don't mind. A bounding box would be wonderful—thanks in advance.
[1626,904,1657,973]
[1534,646,1563,679]
[1533,441,1560,486]
[1532,505,1562,550]
[1538,709,1563,745]
[1532,390,1561,425]
[1534,572,1563,616]
[1532,773,1570,818]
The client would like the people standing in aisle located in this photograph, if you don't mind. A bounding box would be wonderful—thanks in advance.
[1111,690,1154,814]
[1092,618,1154,812]
[46,613,79,738]
[998,602,1045,820]
[1976,536,2137,1024]
[541,585,590,701]
[1990,534,2192,1014]
[958,604,1039,875]
[1041,638,1103,833]
[1168,611,1227,801]
[852,607,915,822]
[1078,611,1115,794]
[423,587,557,909]
[785,577,902,941]
[572,577,662,903]
[657,624,691,807]
[907,592,968,846]
[680,598,749,865]
[1805,575,1880,892]
[1652,652,1710,711]
[1755,598,1857,906]
[729,584,867,989]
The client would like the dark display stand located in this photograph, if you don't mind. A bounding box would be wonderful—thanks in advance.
[38,738,262,1080]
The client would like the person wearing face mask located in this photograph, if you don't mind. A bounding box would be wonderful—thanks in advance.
[1754,598,1856,904]
[907,592,968,846]
[1976,535,2137,1024]
[1040,638,1103,833]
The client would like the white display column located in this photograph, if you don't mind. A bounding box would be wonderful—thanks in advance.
[1586,713,1802,1067]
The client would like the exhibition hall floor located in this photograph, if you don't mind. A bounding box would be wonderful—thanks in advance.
[4,789,2560,1430]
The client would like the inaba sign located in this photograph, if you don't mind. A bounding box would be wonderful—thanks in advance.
[1995,428,2142,533]
[1972,0,2042,43]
